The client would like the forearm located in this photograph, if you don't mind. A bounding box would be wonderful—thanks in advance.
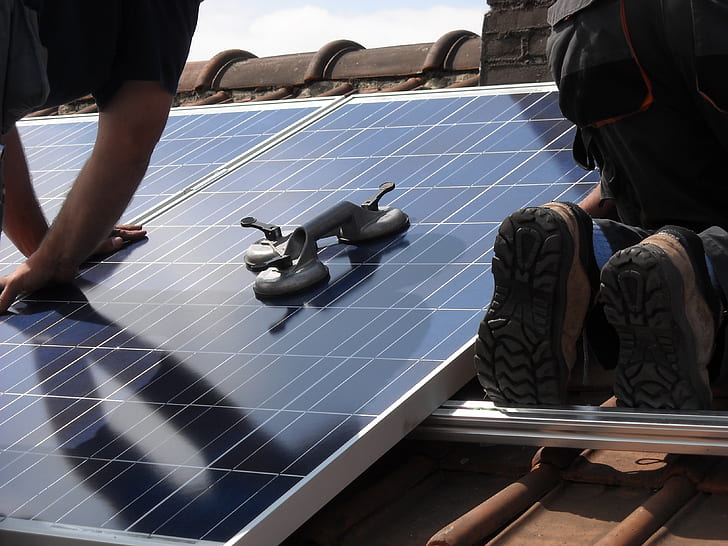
[1,126,49,256]
[578,184,617,219]
[36,145,150,280]
[27,82,172,281]
[0,138,153,312]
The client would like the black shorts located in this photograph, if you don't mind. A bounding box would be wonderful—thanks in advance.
[32,0,201,110]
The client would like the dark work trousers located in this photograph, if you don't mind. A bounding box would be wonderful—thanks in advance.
[547,0,728,378]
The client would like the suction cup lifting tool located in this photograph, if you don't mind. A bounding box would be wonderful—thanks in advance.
[241,182,409,297]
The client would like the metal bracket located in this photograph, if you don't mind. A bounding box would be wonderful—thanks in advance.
[241,182,409,297]
[412,400,728,456]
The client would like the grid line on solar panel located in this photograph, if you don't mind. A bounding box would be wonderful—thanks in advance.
[1,84,600,546]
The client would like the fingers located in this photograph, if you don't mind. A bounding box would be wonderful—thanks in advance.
[110,224,147,241]
[0,277,18,313]
[0,269,31,314]
[92,224,147,258]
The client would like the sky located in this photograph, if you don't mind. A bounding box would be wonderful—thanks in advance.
[188,0,488,61]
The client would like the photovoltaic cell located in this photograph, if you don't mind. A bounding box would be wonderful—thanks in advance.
[0,85,597,545]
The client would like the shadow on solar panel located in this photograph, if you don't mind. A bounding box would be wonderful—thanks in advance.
[1,286,308,541]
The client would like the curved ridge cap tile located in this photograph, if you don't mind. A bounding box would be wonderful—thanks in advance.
[329,43,432,79]
[197,49,257,92]
[215,53,316,89]
[177,60,208,93]
[305,39,365,83]
[423,29,479,72]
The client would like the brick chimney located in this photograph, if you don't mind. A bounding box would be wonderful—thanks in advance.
[480,0,555,85]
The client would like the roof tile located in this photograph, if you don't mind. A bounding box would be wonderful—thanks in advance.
[564,450,676,489]
[215,53,314,90]
[489,482,654,545]
[646,493,728,544]
[595,475,697,546]
[427,463,562,546]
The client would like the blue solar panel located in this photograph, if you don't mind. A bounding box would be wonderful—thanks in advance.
[0,85,597,545]
[2,101,329,266]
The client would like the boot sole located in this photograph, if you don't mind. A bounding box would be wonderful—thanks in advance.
[475,206,578,405]
[600,244,712,410]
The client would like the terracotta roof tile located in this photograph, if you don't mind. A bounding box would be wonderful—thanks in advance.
[490,481,655,545]
[186,90,232,106]
[326,43,432,80]
[213,52,314,90]
[304,39,366,82]
[176,59,208,93]
[24,105,58,118]
[204,31,480,101]
[423,30,480,72]
[563,450,676,489]
[697,457,728,494]
[595,475,697,546]
[646,493,728,543]
[250,87,296,102]
[177,49,256,93]
[428,463,562,546]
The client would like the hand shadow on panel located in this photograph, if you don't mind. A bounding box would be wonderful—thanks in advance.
[4,285,291,541]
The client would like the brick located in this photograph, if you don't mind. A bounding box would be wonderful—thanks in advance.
[527,30,550,57]
[485,6,550,32]
[484,35,523,60]
[482,63,552,85]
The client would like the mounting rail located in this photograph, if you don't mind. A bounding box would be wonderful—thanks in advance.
[411,400,728,456]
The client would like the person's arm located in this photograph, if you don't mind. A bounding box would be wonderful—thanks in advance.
[1,125,49,256]
[1,125,147,258]
[578,184,618,219]
[0,81,172,311]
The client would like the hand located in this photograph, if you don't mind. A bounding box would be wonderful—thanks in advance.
[0,225,147,313]
[92,224,147,256]
[0,252,67,313]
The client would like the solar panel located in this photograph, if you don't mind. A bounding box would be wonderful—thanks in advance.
[0,84,597,546]
[1,100,332,264]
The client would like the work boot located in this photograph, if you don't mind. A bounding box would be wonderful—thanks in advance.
[475,202,599,405]
[600,226,721,410]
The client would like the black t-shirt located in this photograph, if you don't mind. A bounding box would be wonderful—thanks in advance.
[31,0,201,110]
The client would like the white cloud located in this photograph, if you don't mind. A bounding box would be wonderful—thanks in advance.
[188,5,484,60]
